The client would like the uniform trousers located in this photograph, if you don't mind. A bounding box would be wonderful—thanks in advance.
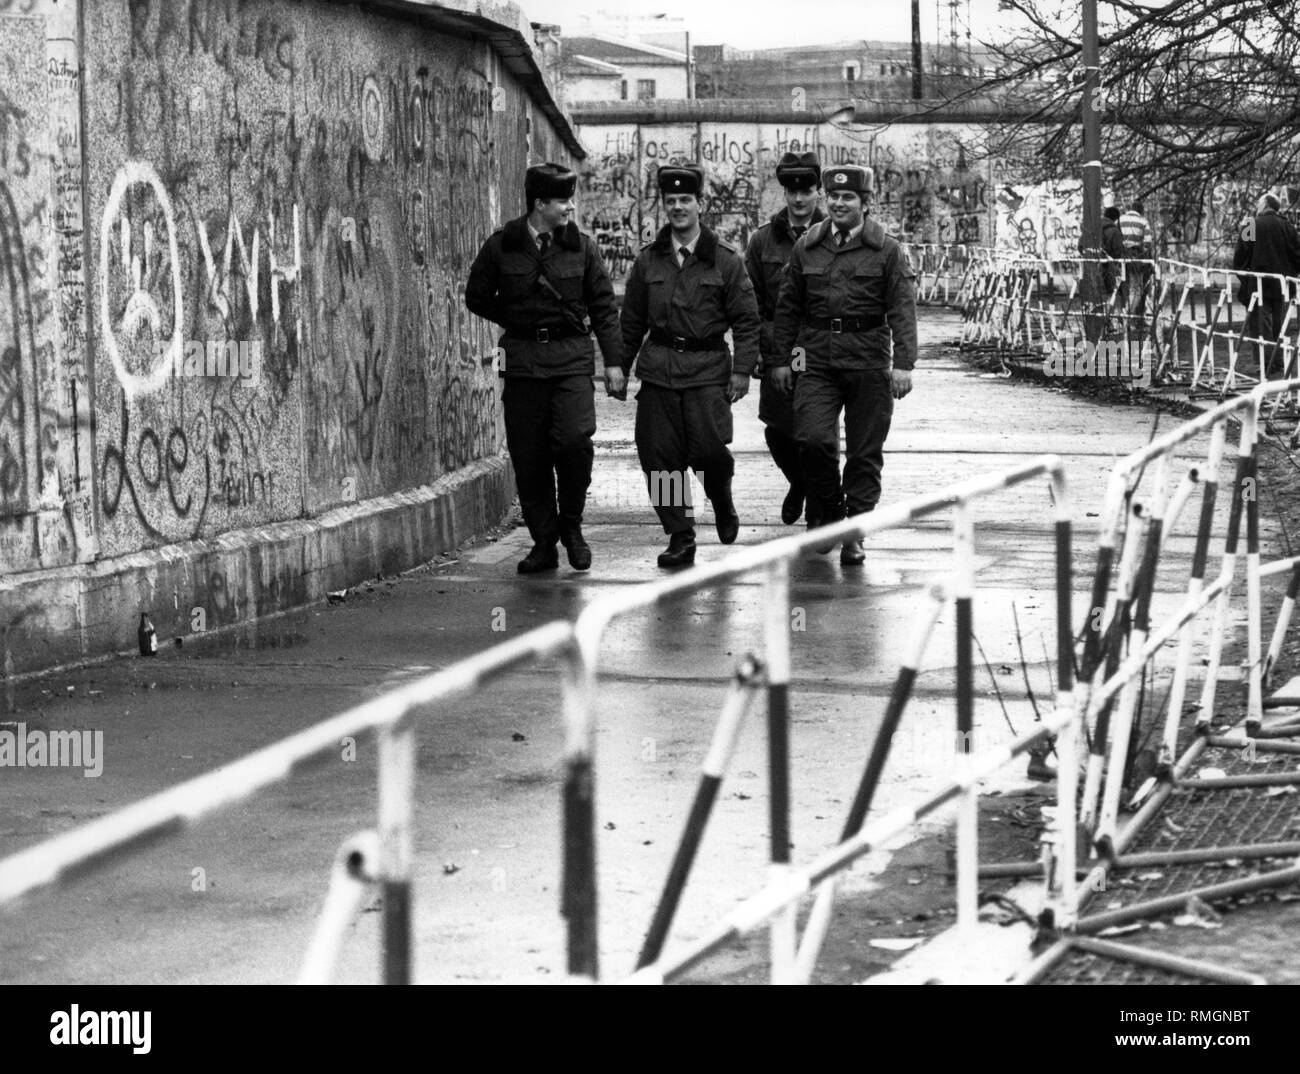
[502,374,596,546]
[794,367,893,520]
[635,382,734,534]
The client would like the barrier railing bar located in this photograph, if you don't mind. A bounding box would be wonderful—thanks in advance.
[1196,435,1252,731]
[298,831,380,985]
[573,457,1065,649]
[953,499,979,932]
[636,655,764,970]
[790,584,949,983]
[1096,454,1172,852]
[379,721,416,984]
[627,711,1068,984]
[0,620,577,908]
[1081,503,1145,828]
[1246,405,1264,735]
[1050,474,1078,921]
[560,639,599,981]
[1160,429,1223,770]
[763,558,796,984]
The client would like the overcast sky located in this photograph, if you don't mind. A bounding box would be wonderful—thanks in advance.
[522,0,1018,51]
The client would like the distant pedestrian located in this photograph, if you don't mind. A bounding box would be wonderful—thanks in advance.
[465,163,624,574]
[619,164,761,569]
[1119,200,1154,321]
[745,150,827,527]
[1078,204,1125,295]
[771,165,918,566]
[1233,193,1300,376]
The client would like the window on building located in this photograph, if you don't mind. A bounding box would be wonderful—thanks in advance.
[843,61,860,82]
[880,63,886,75]
[620,79,628,100]
[636,79,656,100]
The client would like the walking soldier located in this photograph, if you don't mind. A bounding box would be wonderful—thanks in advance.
[465,163,623,574]
[771,164,917,565]
[745,150,827,526]
[617,163,761,569]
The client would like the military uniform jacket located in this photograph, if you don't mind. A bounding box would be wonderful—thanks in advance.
[620,224,761,389]
[464,216,622,378]
[744,207,827,360]
[772,217,918,372]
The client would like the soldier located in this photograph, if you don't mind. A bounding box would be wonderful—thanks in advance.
[771,164,917,565]
[465,162,623,574]
[616,163,761,569]
[745,150,828,526]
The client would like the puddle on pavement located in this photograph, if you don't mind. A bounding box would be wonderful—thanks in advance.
[182,614,313,656]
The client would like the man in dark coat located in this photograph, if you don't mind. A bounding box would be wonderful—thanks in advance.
[771,165,917,565]
[618,163,761,569]
[465,162,623,574]
[1233,193,1300,376]
[745,151,828,526]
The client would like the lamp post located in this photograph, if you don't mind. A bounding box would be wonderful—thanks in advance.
[1081,0,1104,341]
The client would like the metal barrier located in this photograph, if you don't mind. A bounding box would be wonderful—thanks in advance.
[3,378,1298,983]
[578,456,1076,982]
[942,248,1300,402]
[0,620,580,984]
[0,457,1074,985]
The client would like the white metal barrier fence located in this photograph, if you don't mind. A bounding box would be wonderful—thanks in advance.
[914,243,1300,403]
[2,379,1298,982]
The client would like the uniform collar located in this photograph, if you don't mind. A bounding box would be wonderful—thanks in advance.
[503,215,581,252]
[652,223,719,264]
[806,216,885,251]
[771,206,826,242]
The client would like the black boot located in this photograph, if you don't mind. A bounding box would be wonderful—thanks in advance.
[713,491,740,545]
[517,542,559,574]
[559,523,592,571]
[657,529,697,569]
[780,483,805,526]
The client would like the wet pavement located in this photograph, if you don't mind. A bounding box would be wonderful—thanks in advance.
[0,308,1280,984]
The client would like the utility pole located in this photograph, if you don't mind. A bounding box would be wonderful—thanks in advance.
[1081,0,1104,340]
[912,0,924,99]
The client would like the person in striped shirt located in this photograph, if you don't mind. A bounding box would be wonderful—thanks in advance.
[1119,201,1154,322]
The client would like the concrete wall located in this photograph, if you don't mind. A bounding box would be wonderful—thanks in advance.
[573,116,1285,286]
[575,120,1000,283]
[1,0,578,675]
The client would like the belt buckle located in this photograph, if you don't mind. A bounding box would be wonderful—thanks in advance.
[536,327,550,343]
[673,336,687,352]
[830,318,843,334]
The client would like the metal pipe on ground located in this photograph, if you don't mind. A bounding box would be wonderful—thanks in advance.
[1112,842,1300,868]
[1069,936,1268,985]
[1075,860,1300,933]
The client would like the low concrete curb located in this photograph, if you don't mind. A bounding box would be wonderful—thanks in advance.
[0,455,515,680]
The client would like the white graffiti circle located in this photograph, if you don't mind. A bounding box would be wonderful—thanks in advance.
[99,160,184,400]
[361,75,386,161]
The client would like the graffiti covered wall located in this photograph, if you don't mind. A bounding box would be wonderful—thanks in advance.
[0,1,94,574]
[575,117,1281,282]
[575,121,1003,283]
[80,0,542,556]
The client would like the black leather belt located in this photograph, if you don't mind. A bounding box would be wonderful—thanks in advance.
[509,323,586,343]
[807,315,885,333]
[648,328,728,352]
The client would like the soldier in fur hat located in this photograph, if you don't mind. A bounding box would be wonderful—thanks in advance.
[617,163,761,569]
